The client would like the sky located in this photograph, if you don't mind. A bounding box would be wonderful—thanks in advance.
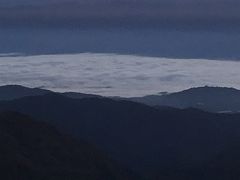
[0,0,239,28]
[0,1,239,94]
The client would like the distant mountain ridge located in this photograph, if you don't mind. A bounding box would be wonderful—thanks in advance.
[128,86,240,113]
[0,85,51,100]
[0,85,100,101]
[1,85,240,113]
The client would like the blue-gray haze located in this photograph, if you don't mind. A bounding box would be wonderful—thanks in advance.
[0,27,240,60]
[0,0,240,59]
[0,0,239,28]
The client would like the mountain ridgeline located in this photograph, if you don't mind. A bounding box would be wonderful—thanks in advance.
[0,85,100,101]
[2,85,240,113]
[128,86,240,113]
[0,85,240,179]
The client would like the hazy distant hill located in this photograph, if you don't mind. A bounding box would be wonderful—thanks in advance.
[2,85,240,113]
[2,84,240,112]
[1,94,240,179]
[0,85,100,101]
[0,85,51,101]
[128,86,240,113]
[0,111,136,180]
[62,92,101,99]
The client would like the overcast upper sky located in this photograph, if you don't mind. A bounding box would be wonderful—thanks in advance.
[0,0,240,28]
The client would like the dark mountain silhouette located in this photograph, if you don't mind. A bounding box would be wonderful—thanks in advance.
[0,85,100,101]
[62,92,101,99]
[0,85,51,101]
[1,94,240,179]
[128,86,240,113]
[4,85,240,113]
[0,111,137,180]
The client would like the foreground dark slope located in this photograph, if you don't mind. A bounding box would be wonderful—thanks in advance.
[1,94,240,179]
[0,111,136,180]
[129,86,240,113]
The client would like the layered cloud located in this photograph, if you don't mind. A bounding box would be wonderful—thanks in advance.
[0,53,240,97]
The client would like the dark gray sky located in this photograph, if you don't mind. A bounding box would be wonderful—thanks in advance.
[0,0,240,28]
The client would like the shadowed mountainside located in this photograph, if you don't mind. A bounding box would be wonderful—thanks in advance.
[0,111,137,180]
[1,93,240,179]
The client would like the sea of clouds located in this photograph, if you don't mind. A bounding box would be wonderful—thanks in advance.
[1,53,240,97]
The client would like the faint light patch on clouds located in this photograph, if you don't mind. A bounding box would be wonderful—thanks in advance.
[0,53,240,97]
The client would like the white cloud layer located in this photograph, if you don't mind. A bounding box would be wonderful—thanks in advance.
[0,53,240,97]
